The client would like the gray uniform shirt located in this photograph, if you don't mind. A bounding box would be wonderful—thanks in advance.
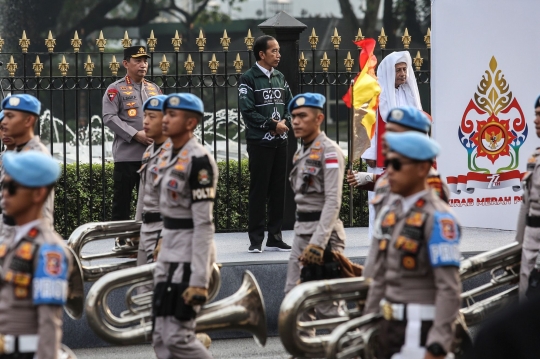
[519,148,540,248]
[364,190,461,352]
[0,219,73,359]
[135,139,172,232]
[157,137,218,288]
[102,76,161,162]
[289,132,346,247]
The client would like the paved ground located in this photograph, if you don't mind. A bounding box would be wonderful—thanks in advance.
[73,337,289,359]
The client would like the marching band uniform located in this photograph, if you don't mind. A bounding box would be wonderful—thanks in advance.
[0,151,72,359]
[134,95,170,276]
[284,93,347,336]
[152,94,217,359]
[364,131,461,359]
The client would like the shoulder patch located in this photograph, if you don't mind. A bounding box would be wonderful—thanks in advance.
[189,155,216,202]
[428,212,461,268]
[33,244,68,305]
[107,89,118,102]
[325,151,339,169]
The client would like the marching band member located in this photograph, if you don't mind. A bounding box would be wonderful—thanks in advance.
[0,151,72,359]
[364,131,461,359]
[152,93,217,359]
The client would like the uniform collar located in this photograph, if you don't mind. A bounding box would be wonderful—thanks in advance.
[150,138,172,159]
[13,219,41,246]
[394,189,429,214]
[295,132,326,161]
[161,137,197,170]
[253,63,274,78]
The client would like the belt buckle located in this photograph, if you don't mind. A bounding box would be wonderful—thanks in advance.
[382,302,393,321]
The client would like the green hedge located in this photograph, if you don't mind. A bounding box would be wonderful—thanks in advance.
[53,159,368,238]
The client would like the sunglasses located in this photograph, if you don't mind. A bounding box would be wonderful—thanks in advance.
[1,180,24,196]
[384,158,418,171]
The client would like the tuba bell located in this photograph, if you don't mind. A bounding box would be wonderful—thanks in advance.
[84,263,267,346]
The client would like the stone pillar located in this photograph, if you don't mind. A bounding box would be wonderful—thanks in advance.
[259,12,307,230]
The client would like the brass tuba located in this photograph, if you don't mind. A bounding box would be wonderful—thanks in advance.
[280,242,522,359]
[85,264,267,346]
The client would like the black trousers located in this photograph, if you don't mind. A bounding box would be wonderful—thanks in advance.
[112,161,141,221]
[0,354,34,359]
[247,144,287,246]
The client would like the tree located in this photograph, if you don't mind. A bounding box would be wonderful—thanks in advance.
[0,0,245,53]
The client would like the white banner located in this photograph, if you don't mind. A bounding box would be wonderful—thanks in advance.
[432,0,540,230]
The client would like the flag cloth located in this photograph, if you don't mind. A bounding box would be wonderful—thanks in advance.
[343,38,381,161]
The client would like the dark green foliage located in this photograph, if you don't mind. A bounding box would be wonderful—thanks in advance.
[53,159,368,238]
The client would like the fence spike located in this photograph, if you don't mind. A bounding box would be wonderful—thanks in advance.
[298,52,308,72]
[0,36,4,53]
[121,30,132,49]
[33,55,43,77]
[71,30,82,53]
[355,28,364,44]
[172,30,183,52]
[45,30,56,53]
[244,29,254,51]
[378,28,388,49]
[147,30,157,52]
[84,55,94,76]
[19,30,30,53]
[109,55,120,76]
[413,50,423,71]
[184,54,195,75]
[424,28,431,49]
[220,29,231,51]
[320,52,330,72]
[7,55,17,77]
[309,28,319,50]
[59,55,69,76]
[196,29,206,52]
[331,27,341,49]
[96,31,107,52]
[344,51,354,72]
[233,53,243,73]
[402,28,411,49]
[209,53,219,74]
[160,54,170,75]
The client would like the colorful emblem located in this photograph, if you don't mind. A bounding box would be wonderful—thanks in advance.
[447,56,527,195]
[125,102,136,107]
[123,91,133,95]
[45,251,62,276]
[381,212,396,227]
[16,242,33,260]
[198,169,210,185]
[402,255,416,270]
[107,89,118,102]
[440,218,457,240]
[9,97,20,106]
[127,109,137,117]
[0,244,7,257]
[406,212,425,227]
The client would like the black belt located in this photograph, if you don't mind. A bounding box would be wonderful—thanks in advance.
[296,211,322,222]
[2,215,15,226]
[163,217,194,229]
[527,216,540,228]
[142,212,162,224]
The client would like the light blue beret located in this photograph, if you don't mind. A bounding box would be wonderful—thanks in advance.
[143,95,168,112]
[163,93,204,115]
[385,131,440,161]
[386,106,431,133]
[2,94,41,116]
[288,92,326,113]
[0,111,4,122]
[3,151,60,187]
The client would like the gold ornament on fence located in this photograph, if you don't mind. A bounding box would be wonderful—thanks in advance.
[413,51,423,71]
[209,54,219,74]
[109,55,120,76]
[7,56,17,77]
[233,54,243,73]
[244,29,254,51]
[71,31,82,53]
[84,55,94,76]
[344,52,354,72]
[160,54,170,75]
[355,29,364,44]
[19,30,30,53]
[378,28,388,49]
[424,28,431,49]
[196,29,206,52]
[172,30,183,52]
[33,56,43,77]
[184,54,195,75]
[45,30,56,53]
[220,30,231,51]
[121,31,132,48]
[402,28,411,49]
[59,55,69,76]
[96,31,107,52]
[309,28,319,50]
[147,30,157,52]
[299,52,308,72]
[320,52,330,72]
[0,36,4,53]
[331,28,341,49]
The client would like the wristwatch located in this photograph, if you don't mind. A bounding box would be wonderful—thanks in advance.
[426,343,447,356]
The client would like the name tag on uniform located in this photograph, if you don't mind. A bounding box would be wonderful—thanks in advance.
[428,212,461,267]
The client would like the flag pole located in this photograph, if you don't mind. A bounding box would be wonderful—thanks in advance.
[348,77,354,227]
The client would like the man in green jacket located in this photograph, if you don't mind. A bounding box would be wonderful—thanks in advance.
[239,35,293,253]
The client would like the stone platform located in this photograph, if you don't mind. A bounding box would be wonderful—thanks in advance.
[63,226,516,349]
